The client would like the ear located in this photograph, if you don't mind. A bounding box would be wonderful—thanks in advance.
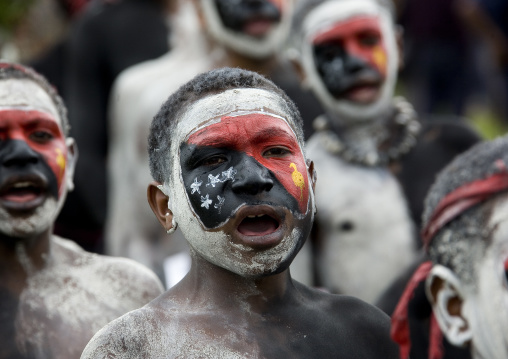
[306,159,317,192]
[65,137,78,192]
[147,181,174,232]
[287,48,310,89]
[426,264,472,347]
[395,25,405,70]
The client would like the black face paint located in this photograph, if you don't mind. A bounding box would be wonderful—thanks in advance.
[0,139,59,200]
[180,143,299,229]
[214,0,281,33]
[313,42,383,99]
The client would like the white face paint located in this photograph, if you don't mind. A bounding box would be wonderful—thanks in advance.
[160,88,315,277]
[0,79,74,238]
[299,0,398,122]
[199,0,293,59]
[460,195,508,359]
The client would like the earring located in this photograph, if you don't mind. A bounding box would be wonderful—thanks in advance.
[167,217,178,235]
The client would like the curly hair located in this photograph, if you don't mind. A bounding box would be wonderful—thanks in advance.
[423,136,508,285]
[148,67,303,183]
[0,61,70,136]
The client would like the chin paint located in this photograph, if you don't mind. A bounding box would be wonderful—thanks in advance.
[199,0,292,59]
[300,0,398,122]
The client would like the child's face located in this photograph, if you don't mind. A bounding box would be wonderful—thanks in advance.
[167,88,314,277]
[0,79,71,237]
[299,0,399,120]
[199,0,292,59]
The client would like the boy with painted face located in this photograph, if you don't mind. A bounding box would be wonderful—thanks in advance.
[288,0,481,305]
[391,136,508,359]
[106,0,322,286]
[0,62,163,359]
[81,68,399,359]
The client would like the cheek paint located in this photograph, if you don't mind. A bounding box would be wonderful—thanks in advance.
[187,114,309,213]
[312,16,388,76]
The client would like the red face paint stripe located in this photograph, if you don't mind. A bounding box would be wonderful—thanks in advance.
[187,114,309,212]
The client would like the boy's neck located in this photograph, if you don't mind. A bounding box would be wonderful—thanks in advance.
[171,253,296,313]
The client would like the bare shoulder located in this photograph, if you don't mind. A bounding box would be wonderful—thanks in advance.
[295,282,400,358]
[52,236,164,303]
[81,306,161,359]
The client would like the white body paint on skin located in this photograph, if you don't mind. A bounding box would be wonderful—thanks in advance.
[461,196,508,359]
[14,236,163,359]
[158,88,314,277]
[199,0,292,59]
[306,133,416,303]
[300,0,398,122]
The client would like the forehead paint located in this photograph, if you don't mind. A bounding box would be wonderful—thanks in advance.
[0,79,60,121]
[299,0,398,121]
[0,109,67,196]
[312,16,387,76]
[186,113,309,214]
[199,0,292,59]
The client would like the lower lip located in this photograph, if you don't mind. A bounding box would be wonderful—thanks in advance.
[243,20,273,37]
[234,224,285,249]
[0,193,46,212]
[343,85,380,103]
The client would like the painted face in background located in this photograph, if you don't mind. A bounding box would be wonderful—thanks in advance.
[199,0,292,59]
[300,0,399,121]
[313,16,387,104]
[165,88,314,277]
[0,79,70,237]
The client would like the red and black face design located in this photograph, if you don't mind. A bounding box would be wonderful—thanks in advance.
[0,109,67,211]
[179,113,309,230]
[312,16,387,103]
[214,0,283,37]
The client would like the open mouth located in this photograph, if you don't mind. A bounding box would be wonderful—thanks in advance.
[237,214,280,236]
[243,18,275,37]
[0,175,47,211]
[232,205,285,249]
[341,82,381,104]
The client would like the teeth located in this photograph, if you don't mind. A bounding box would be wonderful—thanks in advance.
[13,182,33,188]
[247,214,266,218]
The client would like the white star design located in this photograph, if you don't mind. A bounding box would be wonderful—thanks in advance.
[206,173,222,187]
[221,167,237,182]
[190,178,203,194]
[214,195,225,213]
[200,194,213,209]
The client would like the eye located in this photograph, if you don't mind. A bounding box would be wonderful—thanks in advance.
[263,146,291,158]
[358,32,380,47]
[199,155,227,167]
[30,131,54,143]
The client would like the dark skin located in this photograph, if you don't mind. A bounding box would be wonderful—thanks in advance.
[81,112,399,358]
[0,78,163,359]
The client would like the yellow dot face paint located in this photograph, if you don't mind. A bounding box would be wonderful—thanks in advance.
[290,163,305,201]
[56,148,66,176]
[372,45,387,75]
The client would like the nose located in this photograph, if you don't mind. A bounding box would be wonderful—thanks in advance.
[2,140,39,168]
[343,53,368,74]
[232,156,274,195]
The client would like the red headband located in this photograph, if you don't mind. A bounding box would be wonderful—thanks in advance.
[421,167,508,248]
[393,162,508,359]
